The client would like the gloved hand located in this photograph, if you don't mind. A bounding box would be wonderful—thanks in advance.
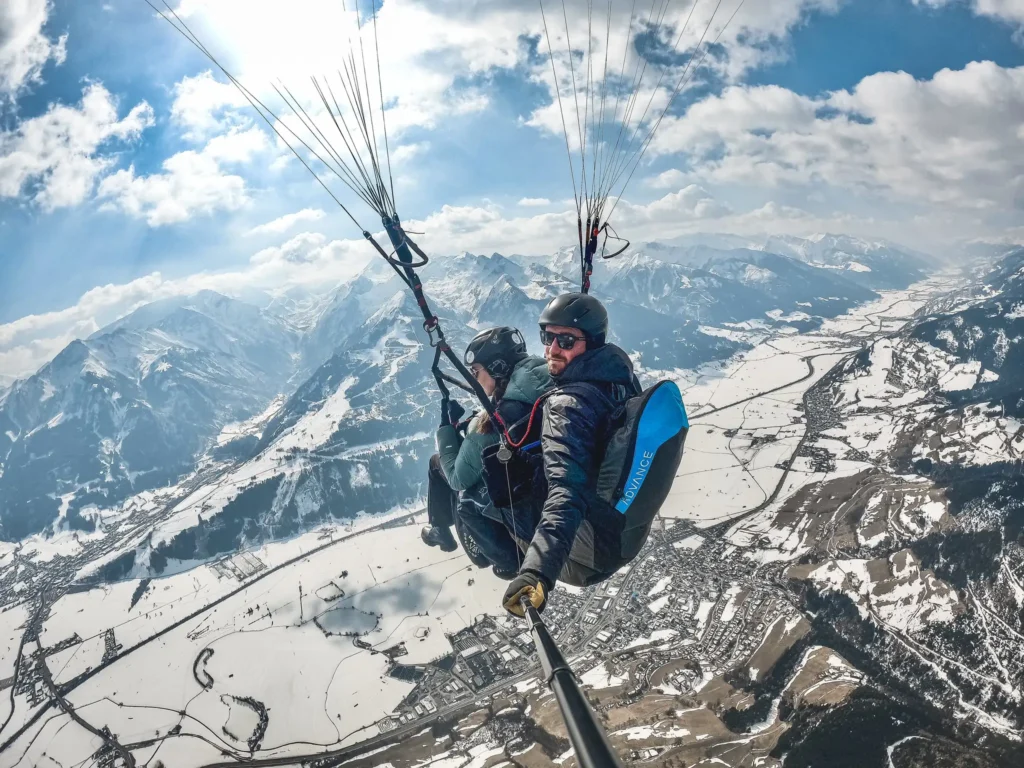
[455,413,475,436]
[502,571,551,617]
[439,397,452,427]
[448,399,466,425]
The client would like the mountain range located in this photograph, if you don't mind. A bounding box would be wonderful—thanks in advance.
[0,233,933,543]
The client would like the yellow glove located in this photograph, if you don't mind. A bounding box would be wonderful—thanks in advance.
[502,572,548,617]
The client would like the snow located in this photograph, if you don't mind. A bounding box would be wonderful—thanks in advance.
[673,534,705,550]
[647,576,672,597]
[802,550,961,633]
[40,380,56,401]
[41,522,512,763]
[216,395,286,446]
[694,601,715,633]
[938,361,982,391]
[847,261,872,272]
[659,284,942,530]
[0,603,29,682]
[276,375,356,452]
[350,463,371,488]
[45,635,107,685]
[887,735,922,768]
[719,585,744,623]
[647,595,670,614]
[580,664,629,689]
[627,628,678,648]
[613,724,691,741]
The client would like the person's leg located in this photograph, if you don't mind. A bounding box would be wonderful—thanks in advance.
[459,497,522,575]
[423,454,457,551]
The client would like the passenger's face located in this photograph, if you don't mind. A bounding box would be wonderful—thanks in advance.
[542,324,587,376]
[471,364,497,397]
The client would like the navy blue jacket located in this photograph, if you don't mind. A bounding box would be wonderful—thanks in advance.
[521,344,641,586]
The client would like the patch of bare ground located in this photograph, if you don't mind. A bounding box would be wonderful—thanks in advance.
[601,693,682,730]
[507,742,562,768]
[338,725,453,768]
[786,647,862,708]
[692,677,754,712]
[741,616,811,684]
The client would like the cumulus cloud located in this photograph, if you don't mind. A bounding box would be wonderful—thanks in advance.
[170,69,250,139]
[0,83,154,210]
[96,126,268,226]
[646,169,689,189]
[0,0,67,103]
[404,184,740,257]
[389,142,430,167]
[650,62,1024,214]
[518,197,552,207]
[915,0,1024,36]
[247,207,325,236]
[167,0,834,157]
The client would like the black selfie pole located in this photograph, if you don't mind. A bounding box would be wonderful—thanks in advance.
[522,599,625,768]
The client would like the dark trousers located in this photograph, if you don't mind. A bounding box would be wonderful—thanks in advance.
[427,454,457,527]
[426,453,522,572]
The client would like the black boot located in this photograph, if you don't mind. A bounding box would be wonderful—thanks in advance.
[421,525,457,552]
[492,565,517,581]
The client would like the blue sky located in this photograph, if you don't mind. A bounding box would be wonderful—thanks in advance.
[1,0,1023,378]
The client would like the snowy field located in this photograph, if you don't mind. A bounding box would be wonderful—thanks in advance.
[7,521,513,767]
[663,280,952,528]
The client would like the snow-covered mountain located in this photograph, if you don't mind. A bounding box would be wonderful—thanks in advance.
[0,234,940,544]
[0,292,300,540]
[595,248,877,329]
[763,233,931,289]
[910,246,1024,418]
[645,232,931,291]
[129,253,743,564]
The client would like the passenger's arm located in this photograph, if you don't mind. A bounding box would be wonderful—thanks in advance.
[435,423,499,491]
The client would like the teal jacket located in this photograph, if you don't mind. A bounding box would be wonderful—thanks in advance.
[436,356,553,492]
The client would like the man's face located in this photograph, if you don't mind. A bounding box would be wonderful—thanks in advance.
[541,324,587,376]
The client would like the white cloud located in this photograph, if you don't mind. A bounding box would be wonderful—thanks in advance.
[916,0,1024,35]
[650,62,1024,214]
[518,197,552,207]
[96,126,268,226]
[0,0,67,103]
[170,69,250,139]
[247,207,326,236]
[646,170,689,190]
[0,83,154,210]
[390,142,430,167]
[164,0,834,172]
[404,184,738,257]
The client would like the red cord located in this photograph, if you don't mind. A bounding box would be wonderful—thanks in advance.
[503,396,546,449]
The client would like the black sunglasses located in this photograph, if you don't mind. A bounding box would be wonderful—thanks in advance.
[540,329,585,350]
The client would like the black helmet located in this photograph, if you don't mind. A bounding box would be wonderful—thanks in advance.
[539,293,608,346]
[464,326,528,379]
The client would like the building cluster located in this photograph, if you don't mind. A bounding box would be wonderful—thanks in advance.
[374,520,801,736]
